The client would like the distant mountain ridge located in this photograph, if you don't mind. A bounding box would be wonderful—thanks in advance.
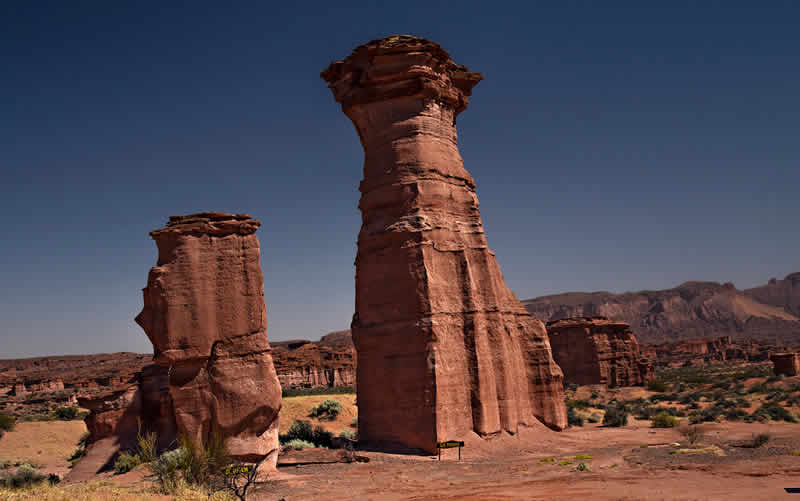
[522,273,800,345]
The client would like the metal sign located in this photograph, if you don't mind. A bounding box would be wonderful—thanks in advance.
[436,440,465,460]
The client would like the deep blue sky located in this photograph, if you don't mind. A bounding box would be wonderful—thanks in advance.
[2,2,798,358]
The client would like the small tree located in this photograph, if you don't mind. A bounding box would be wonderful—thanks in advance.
[212,458,272,501]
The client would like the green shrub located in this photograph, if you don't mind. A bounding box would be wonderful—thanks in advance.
[647,379,668,393]
[53,406,80,421]
[751,403,798,423]
[339,429,357,441]
[309,399,342,421]
[602,402,628,427]
[567,406,584,427]
[284,439,315,450]
[0,414,15,437]
[114,452,141,474]
[651,412,679,428]
[576,461,591,472]
[312,426,333,448]
[0,460,11,470]
[587,414,601,423]
[151,448,186,494]
[0,464,47,488]
[284,420,314,443]
[567,399,590,410]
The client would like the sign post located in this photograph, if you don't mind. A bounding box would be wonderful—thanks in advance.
[436,440,464,461]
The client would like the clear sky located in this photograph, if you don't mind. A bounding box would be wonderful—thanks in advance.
[2,1,798,358]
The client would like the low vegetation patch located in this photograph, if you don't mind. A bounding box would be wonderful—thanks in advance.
[308,399,342,421]
[602,402,628,427]
[651,411,680,428]
[279,420,333,448]
[0,463,48,489]
[0,413,16,437]
[282,386,355,398]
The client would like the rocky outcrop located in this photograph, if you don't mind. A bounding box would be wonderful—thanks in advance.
[745,273,800,317]
[77,364,176,450]
[322,36,566,453]
[546,317,652,387]
[136,212,282,465]
[771,353,800,376]
[272,338,355,389]
[524,279,800,345]
[641,336,775,368]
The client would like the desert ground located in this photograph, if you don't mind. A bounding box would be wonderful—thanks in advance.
[3,363,800,500]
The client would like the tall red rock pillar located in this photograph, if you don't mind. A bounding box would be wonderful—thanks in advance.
[136,212,282,466]
[322,36,567,453]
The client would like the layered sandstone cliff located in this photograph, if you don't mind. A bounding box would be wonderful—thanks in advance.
[322,36,566,452]
[546,317,652,387]
[135,212,282,465]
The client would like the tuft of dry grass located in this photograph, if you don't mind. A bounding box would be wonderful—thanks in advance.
[0,480,236,500]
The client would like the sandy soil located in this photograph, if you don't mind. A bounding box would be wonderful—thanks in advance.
[0,421,87,477]
[266,420,800,501]
[279,394,357,436]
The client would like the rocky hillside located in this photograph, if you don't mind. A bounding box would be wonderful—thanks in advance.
[744,272,800,317]
[523,275,800,345]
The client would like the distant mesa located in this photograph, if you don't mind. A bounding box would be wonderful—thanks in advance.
[523,275,800,345]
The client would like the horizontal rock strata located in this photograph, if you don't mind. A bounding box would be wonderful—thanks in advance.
[546,317,653,387]
[322,35,566,453]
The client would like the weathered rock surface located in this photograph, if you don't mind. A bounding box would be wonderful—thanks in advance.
[322,35,566,453]
[272,338,355,389]
[771,352,800,376]
[745,273,800,317]
[523,279,800,345]
[136,212,282,465]
[77,364,176,450]
[546,317,653,387]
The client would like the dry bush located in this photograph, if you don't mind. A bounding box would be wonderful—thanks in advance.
[679,423,704,445]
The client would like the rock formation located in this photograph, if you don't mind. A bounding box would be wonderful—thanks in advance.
[135,212,282,465]
[77,364,176,450]
[745,272,800,317]
[272,341,355,389]
[523,278,800,344]
[322,35,567,453]
[546,317,653,387]
[641,336,774,368]
[771,352,800,376]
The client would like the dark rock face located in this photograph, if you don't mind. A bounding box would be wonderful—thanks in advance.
[77,364,176,451]
[771,352,800,376]
[524,279,800,345]
[322,36,566,453]
[135,212,282,465]
[546,317,653,387]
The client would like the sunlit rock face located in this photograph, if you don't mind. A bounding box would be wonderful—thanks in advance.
[546,317,653,387]
[136,212,282,466]
[322,36,567,453]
